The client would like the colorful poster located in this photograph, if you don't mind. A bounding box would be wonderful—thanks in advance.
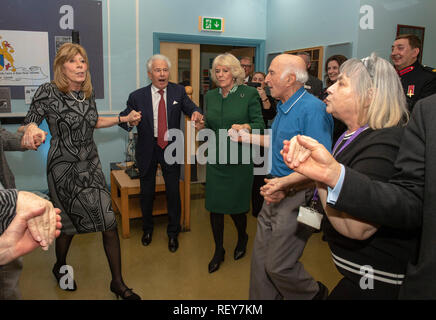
[0,30,50,86]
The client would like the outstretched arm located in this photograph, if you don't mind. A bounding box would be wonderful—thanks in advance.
[283,128,423,229]
[96,110,142,129]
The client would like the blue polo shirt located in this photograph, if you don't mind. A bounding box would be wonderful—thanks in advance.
[270,87,333,177]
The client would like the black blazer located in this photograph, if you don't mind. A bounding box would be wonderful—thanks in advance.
[119,82,201,174]
[332,93,436,299]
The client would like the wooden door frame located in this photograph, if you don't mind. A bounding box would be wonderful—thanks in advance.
[153,33,266,72]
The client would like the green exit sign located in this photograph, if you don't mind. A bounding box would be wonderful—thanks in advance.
[199,16,224,32]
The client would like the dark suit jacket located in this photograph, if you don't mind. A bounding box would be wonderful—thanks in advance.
[0,129,24,189]
[119,82,201,175]
[304,74,323,98]
[0,129,24,235]
[332,93,436,299]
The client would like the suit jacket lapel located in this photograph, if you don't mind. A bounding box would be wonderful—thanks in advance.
[145,85,154,130]
[166,83,173,123]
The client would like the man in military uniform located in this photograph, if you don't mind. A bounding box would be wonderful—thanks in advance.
[391,34,436,111]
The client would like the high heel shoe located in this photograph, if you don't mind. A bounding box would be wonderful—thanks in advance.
[52,264,77,291]
[234,234,248,260]
[110,282,141,300]
[208,249,225,273]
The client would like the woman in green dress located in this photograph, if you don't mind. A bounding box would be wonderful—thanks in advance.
[200,53,264,273]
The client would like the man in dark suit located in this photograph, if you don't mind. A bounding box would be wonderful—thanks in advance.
[240,56,253,84]
[119,54,202,252]
[284,93,436,299]
[296,52,323,98]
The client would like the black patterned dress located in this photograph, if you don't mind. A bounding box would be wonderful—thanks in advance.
[23,83,116,234]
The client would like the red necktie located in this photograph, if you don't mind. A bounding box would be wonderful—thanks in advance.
[157,89,168,149]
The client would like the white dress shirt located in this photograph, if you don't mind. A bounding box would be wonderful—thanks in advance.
[151,85,167,138]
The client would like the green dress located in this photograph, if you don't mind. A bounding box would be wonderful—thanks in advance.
[204,85,265,214]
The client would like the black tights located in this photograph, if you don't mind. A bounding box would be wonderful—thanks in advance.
[210,212,247,253]
[54,228,126,289]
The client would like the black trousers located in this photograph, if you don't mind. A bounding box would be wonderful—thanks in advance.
[139,142,181,238]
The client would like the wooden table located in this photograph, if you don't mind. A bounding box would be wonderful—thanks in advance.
[110,169,184,238]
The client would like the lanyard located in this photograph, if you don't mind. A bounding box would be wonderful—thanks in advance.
[332,125,369,158]
[312,124,369,202]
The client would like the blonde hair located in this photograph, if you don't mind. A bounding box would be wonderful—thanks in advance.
[210,53,245,86]
[53,43,92,98]
[340,52,408,129]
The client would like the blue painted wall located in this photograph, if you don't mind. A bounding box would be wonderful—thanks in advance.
[266,0,361,56]
[357,0,436,67]
[4,0,436,191]
[4,0,268,191]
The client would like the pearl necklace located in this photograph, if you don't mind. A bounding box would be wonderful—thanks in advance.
[69,91,86,103]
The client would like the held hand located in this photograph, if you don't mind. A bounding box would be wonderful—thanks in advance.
[231,123,251,132]
[191,112,204,130]
[228,128,251,143]
[194,119,205,130]
[0,206,62,264]
[126,110,142,123]
[17,191,60,250]
[282,135,342,188]
[191,111,203,122]
[259,178,288,204]
[21,124,47,151]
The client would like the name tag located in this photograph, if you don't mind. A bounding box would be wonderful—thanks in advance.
[297,206,323,230]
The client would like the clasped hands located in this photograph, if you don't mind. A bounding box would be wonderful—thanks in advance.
[282,135,342,188]
[191,111,204,130]
[16,191,62,252]
[228,124,251,143]
[126,110,142,126]
[0,191,62,265]
[260,134,342,204]
[21,123,48,151]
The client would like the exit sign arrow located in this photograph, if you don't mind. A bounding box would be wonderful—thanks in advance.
[199,16,224,32]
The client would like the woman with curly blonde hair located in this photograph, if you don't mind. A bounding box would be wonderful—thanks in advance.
[198,53,264,273]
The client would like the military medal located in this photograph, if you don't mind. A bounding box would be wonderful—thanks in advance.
[407,85,415,98]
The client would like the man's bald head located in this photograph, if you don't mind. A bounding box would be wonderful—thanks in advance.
[265,54,309,102]
[275,54,308,83]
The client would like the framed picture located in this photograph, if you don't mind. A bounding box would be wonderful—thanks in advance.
[396,24,425,63]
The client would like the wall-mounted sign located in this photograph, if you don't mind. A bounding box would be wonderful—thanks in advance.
[0,30,50,87]
[0,0,103,99]
[199,16,224,32]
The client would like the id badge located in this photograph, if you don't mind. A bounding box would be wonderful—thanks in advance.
[297,206,323,230]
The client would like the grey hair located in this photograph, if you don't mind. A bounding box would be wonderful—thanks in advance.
[281,64,309,84]
[340,52,408,129]
[296,51,311,64]
[210,53,245,86]
[147,54,172,72]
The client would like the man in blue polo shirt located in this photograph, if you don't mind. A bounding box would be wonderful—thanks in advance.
[249,54,333,300]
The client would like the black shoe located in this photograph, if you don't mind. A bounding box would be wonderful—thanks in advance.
[52,264,77,291]
[141,233,152,246]
[234,234,248,260]
[208,249,225,273]
[168,237,179,252]
[312,281,329,300]
[110,282,141,300]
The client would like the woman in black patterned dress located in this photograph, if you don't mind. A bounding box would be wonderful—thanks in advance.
[19,43,142,299]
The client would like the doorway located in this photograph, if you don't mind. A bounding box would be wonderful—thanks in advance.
[158,34,264,186]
